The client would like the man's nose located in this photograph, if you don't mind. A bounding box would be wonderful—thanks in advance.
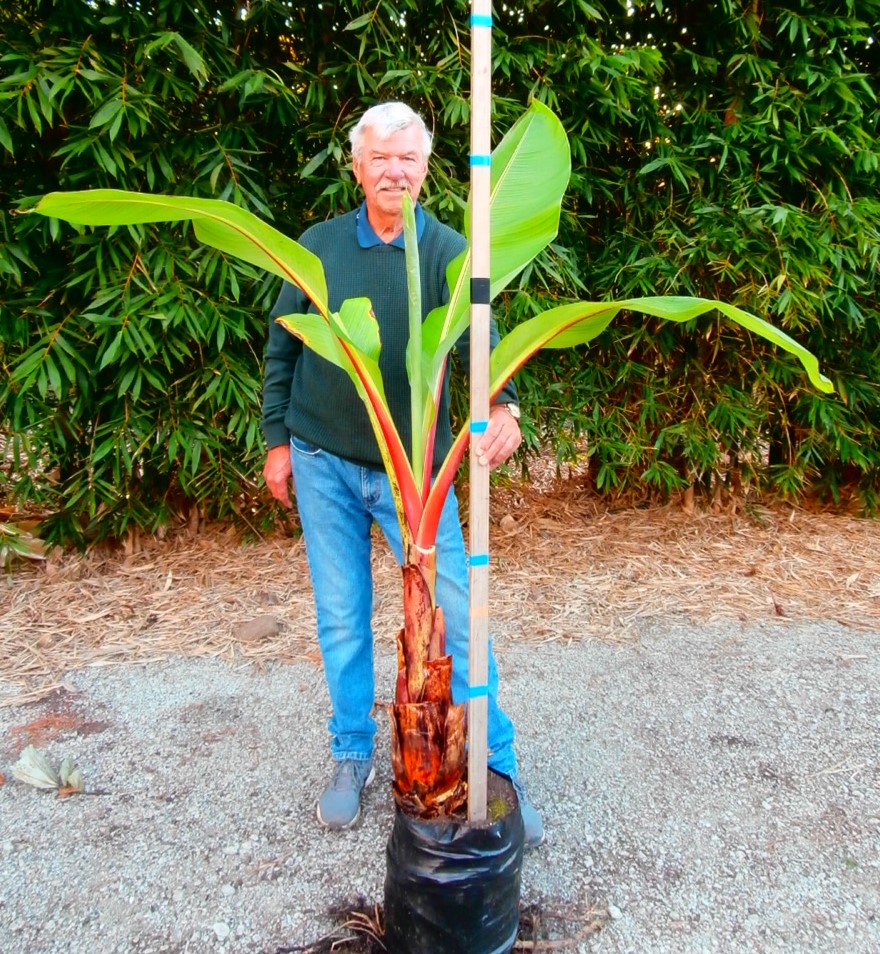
[386,156,404,179]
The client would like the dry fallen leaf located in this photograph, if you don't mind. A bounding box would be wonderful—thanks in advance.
[12,745,59,790]
[234,614,281,643]
[59,756,84,793]
[11,745,85,797]
[499,514,518,532]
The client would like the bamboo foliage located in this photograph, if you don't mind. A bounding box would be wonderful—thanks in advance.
[1,0,303,546]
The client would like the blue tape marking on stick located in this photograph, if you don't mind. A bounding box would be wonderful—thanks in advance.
[468,684,490,698]
[470,420,488,433]
[470,14,493,27]
[469,553,490,567]
[470,154,491,166]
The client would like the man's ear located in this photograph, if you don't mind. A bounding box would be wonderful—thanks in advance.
[351,157,362,185]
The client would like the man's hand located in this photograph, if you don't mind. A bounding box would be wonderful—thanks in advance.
[264,443,294,508]
[475,404,522,470]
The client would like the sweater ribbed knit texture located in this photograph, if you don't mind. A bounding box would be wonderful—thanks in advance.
[261,208,515,472]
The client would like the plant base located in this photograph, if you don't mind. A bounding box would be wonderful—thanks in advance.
[383,771,524,954]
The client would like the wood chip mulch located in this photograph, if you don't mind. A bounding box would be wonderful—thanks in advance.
[2,478,878,706]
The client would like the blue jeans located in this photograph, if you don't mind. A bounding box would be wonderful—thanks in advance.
[289,436,518,778]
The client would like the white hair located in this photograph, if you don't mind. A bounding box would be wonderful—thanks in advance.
[349,102,433,162]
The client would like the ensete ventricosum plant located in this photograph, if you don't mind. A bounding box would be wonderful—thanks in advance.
[34,101,832,818]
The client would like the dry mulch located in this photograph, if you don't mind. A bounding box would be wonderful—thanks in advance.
[2,477,878,706]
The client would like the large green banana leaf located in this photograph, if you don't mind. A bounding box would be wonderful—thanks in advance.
[417,293,834,548]
[418,100,570,391]
[33,189,423,534]
[411,99,570,464]
[34,190,329,316]
[487,296,834,397]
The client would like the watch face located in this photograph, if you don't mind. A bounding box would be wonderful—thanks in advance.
[506,403,521,421]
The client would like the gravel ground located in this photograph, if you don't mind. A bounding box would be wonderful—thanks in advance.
[1,619,878,954]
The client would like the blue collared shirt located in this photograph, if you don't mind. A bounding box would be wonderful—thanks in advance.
[355,200,426,249]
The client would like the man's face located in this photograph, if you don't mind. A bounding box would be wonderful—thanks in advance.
[352,124,428,223]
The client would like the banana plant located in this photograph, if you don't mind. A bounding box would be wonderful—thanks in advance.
[34,100,833,818]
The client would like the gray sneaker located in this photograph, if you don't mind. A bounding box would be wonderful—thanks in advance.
[316,759,375,829]
[512,777,545,849]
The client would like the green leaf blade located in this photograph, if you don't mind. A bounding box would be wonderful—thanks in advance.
[34,190,329,317]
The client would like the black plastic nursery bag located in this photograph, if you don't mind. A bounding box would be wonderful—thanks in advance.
[383,798,524,954]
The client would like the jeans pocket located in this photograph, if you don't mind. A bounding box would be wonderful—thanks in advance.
[290,435,322,457]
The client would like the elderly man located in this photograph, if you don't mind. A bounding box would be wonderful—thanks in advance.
[261,102,543,848]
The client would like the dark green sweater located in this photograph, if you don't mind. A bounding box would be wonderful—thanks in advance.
[261,207,516,472]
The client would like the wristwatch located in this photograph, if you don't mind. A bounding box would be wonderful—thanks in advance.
[499,402,521,421]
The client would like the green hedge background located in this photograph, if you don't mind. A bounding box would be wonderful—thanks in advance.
[1,0,878,547]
